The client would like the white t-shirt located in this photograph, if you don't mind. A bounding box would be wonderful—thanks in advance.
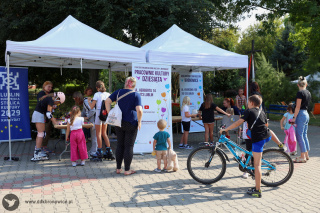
[68,117,84,131]
[93,92,110,110]
[181,105,191,122]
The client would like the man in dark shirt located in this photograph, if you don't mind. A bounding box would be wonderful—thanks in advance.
[220,95,284,198]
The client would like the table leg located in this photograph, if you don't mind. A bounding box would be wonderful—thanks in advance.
[59,142,70,161]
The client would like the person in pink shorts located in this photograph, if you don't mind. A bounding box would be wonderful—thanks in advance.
[66,106,88,167]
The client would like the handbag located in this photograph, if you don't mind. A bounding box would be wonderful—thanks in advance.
[246,106,262,139]
[106,90,135,127]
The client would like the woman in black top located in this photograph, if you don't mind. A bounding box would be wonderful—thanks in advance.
[291,76,311,163]
[198,94,230,142]
[37,81,55,154]
[31,92,65,161]
[37,81,54,102]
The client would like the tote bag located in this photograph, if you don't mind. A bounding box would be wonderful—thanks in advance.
[106,90,135,127]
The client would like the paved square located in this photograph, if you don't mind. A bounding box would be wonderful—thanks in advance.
[0,121,319,212]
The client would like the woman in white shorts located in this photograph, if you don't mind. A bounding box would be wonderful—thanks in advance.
[87,80,114,159]
[31,92,65,161]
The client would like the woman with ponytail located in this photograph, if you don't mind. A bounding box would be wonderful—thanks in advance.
[291,76,311,163]
[87,81,114,159]
[220,98,241,115]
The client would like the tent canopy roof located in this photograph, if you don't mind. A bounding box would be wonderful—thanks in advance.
[6,15,145,69]
[141,24,248,72]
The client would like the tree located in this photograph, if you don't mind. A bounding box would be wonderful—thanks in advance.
[270,23,307,80]
[236,19,284,60]
[0,0,245,87]
[255,52,296,105]
[230,0,320,71]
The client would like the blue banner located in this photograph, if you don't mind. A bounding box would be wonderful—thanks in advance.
[0,67,31,142]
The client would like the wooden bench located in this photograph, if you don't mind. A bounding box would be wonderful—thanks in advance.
[266,104,287,118]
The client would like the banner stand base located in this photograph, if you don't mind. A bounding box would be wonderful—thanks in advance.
[4,157,19,161]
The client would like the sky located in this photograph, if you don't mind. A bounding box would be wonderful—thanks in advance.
[236,7,269,33]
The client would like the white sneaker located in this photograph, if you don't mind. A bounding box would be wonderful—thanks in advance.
[72,162,77,167]
[81,161,85,166]
[179,144,184,149]
[242,172,248,179]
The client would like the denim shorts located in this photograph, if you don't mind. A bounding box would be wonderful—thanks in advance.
[252,136,271,153]
[31,111,45,123]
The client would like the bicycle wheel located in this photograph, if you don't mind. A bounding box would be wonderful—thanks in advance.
[261,149,294,187]
[187,146,226,184]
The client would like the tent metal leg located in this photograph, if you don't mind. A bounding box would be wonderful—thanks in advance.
[246,67,249,103]
[4,52,19,161]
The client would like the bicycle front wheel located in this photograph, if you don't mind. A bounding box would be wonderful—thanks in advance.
[187,146,226,184]
[261,149,294,187]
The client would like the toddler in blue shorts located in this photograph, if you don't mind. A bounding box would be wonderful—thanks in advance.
[220,95,284,198]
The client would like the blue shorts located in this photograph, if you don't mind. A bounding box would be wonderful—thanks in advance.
[252,137,271,153]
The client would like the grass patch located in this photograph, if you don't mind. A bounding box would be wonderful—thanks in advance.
[268,112,320,127]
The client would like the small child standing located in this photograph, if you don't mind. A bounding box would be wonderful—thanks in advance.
[179,96,196,149]
[153,119,171,173]
[235,88,247,114]
[280,103,297,155]
[66,106,88,167]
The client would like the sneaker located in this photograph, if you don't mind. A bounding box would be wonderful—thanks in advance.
[162,169,168,172]
[72,162,77,167]
[179,144,184,149]
[290,151,297,156]
[154,168,161,173]
[242,172,249,179]
[247,187,262,198]
[184,144,193,150]
[80,161,85,166]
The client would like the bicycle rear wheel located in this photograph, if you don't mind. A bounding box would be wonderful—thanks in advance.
[187,146,226,184]
[261,149,294,187]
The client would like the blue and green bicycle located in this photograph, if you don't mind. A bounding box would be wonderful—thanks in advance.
[187,127,294,186]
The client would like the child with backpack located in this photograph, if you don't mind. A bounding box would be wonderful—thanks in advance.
[220,95,284,198]
[83,87,98,156]
[87,81,114,160]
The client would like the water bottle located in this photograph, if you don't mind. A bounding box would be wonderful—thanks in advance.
[235,148,241,158]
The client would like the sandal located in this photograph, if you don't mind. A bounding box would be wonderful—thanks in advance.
[116,169,122,174]
[124,170,136,176]
[294,157,307,163]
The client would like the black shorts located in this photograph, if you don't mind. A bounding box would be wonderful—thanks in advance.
[182,121,191,131]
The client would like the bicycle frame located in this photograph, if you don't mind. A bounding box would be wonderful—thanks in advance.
[217,135,276,172]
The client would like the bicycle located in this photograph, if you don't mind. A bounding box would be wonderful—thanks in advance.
[187,126,294,186]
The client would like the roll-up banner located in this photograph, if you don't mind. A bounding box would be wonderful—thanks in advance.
[0,67,31,142]
[132,63,172,153]
[179,72,204,133]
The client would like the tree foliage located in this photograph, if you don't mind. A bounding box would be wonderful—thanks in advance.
[231,0,320,71]
[255,52,296,105]
[0,0,245,87]
[236,19,284,59]
[270,23,307,80]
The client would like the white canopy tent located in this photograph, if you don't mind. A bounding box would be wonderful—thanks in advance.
[4,15,146,160]
[141,24,249,98]
[6,15,146,70]
[141,24,248,72]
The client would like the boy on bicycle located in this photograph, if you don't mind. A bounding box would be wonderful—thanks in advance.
[220,95,284,198]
